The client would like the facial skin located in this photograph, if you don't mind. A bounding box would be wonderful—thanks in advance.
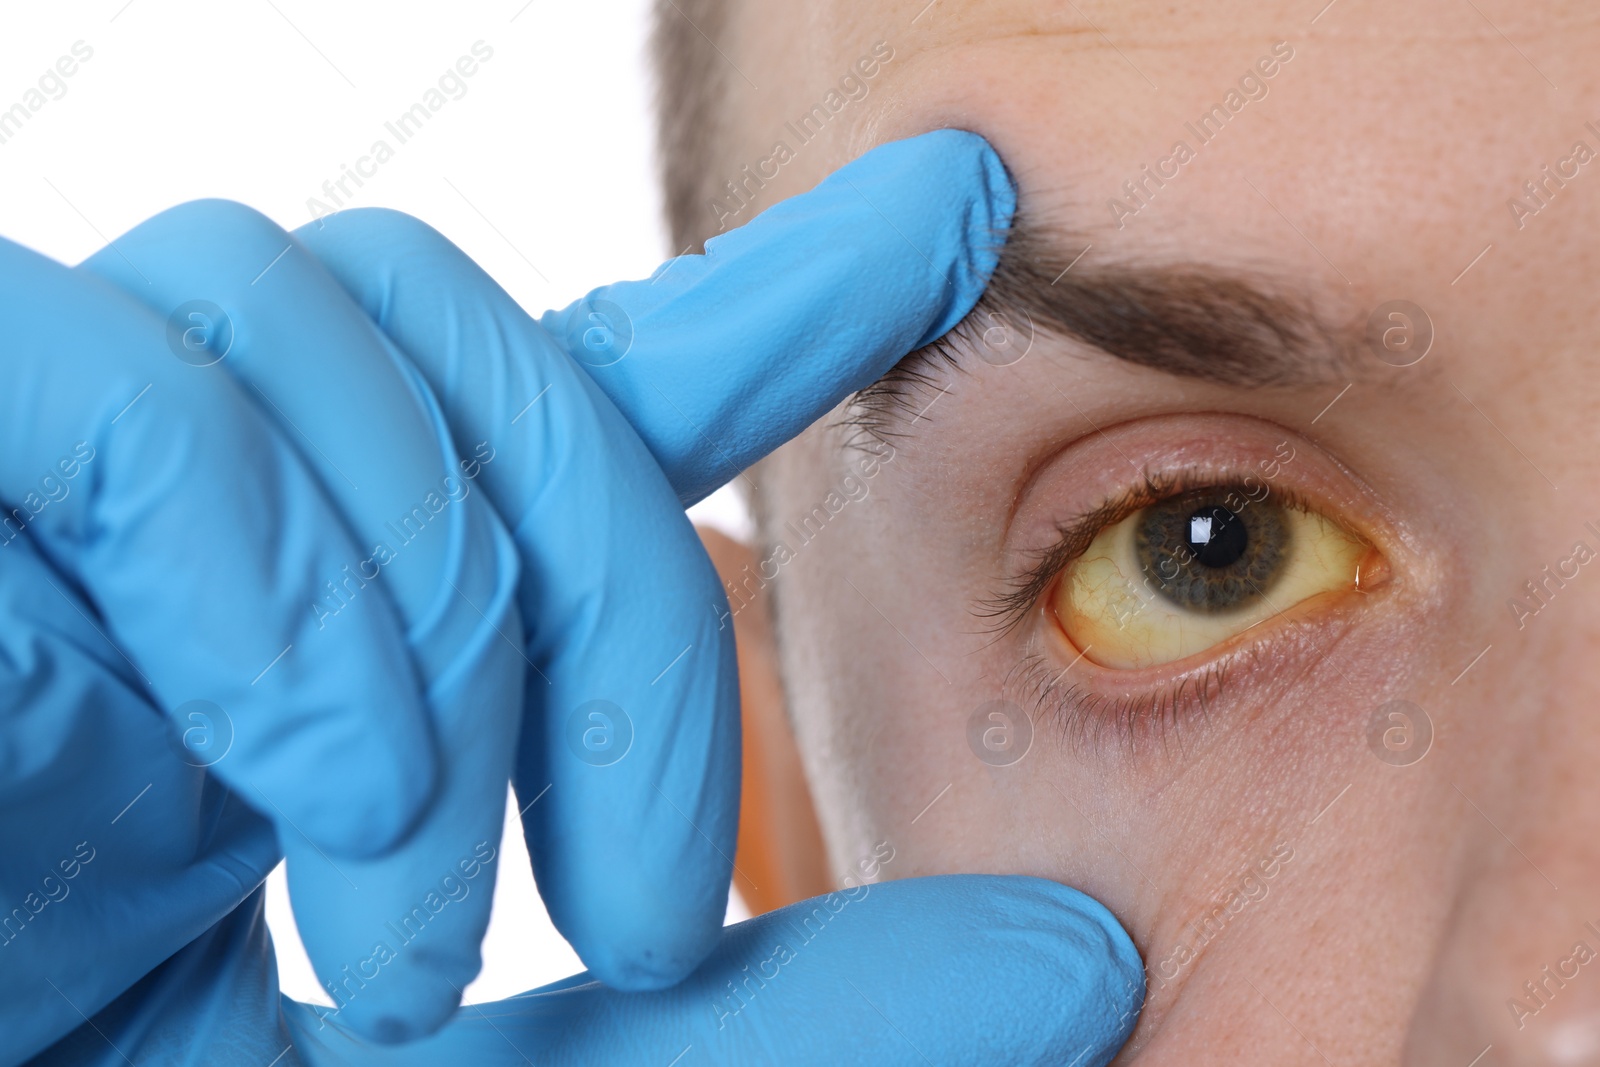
[692,2,1600,1062]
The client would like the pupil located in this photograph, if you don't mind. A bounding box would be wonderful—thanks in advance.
[1135,489,1288,614]
[1185,504,1247,568]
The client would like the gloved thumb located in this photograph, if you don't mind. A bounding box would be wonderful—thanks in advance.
[285,874,1144,1066]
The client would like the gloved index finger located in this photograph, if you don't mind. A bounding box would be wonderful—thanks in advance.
[537,129,1016,505]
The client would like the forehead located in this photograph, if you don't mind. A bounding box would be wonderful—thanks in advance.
[732,1,1600,350]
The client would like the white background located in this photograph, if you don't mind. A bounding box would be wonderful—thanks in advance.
[2,0,750,1005]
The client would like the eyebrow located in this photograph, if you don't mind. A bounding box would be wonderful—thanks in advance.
[847,211,1363,439]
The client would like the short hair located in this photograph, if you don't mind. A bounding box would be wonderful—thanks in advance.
[650,0,731,255]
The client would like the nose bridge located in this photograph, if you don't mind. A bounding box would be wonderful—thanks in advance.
[1404,617,1600,1066]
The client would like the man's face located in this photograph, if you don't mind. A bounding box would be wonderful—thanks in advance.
[708,1,1600,1061]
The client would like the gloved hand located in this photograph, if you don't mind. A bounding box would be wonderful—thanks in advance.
[282,874,1142,1066]
[10,130,1144,1066]
[287,128,1027,998]
[72,196,530,1049]
[0,174,498,1061]
[291,127,1142,1064]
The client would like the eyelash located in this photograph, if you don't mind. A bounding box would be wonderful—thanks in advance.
[979,466,1325,752]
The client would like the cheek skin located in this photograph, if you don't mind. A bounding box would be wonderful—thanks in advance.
[758,422,938,880]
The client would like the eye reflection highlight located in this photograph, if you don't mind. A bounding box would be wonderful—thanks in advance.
[1050,485,1371,670]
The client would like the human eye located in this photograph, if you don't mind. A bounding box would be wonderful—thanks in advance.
[1051,474,1374,669]
[980,418,1402,749]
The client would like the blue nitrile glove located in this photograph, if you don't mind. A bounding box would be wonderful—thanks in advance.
[18,129,1144,1065]
[287,128,1141,1065]
[281,875,1142,1066]
[2,191,529,1059]
[0,208,484,1061]
[292,130,1023,998]
[76,200,529,1048]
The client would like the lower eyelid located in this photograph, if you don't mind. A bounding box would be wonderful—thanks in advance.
[1012,518,1388,755]
[1012,585,1374,757]
[1002,641,1233,755]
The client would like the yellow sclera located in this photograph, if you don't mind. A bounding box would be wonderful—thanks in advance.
[1051,502,1369,670]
